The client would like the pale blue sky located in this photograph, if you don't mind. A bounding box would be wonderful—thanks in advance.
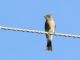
[0,0,80,60]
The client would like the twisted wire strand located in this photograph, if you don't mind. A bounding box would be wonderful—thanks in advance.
[0,26,80,38]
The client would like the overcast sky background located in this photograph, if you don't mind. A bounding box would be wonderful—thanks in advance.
[0,0,80,60]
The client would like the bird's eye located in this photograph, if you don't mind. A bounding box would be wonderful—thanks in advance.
[47,16,51,18]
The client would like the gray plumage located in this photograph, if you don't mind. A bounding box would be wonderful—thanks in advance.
[44,14,56,51]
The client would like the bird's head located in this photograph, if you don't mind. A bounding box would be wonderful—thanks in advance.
[44,14,53,20]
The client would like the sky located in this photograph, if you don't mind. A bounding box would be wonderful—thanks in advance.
[0,0,80,60]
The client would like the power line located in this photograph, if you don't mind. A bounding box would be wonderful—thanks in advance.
[0,26,80,38]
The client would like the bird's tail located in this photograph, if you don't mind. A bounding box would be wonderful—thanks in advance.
[46,39,52,51]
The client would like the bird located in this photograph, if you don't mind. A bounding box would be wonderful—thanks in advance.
[44,14,56,51]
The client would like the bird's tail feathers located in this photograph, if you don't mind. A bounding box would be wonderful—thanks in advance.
[46,39,52,51]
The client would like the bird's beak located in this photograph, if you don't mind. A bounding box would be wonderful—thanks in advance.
[44,16,46,18]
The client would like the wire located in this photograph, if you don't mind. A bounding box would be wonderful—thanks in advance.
[0,26,80,38]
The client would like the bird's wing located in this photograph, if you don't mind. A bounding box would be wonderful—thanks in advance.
[45,21,50,32]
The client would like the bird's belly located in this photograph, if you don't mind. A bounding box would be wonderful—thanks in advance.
[48,21,55,32]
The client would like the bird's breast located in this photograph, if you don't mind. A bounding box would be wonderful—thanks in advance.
[47,20,55,27]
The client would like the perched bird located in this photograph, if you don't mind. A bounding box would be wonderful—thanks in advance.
[44,14,56,51]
